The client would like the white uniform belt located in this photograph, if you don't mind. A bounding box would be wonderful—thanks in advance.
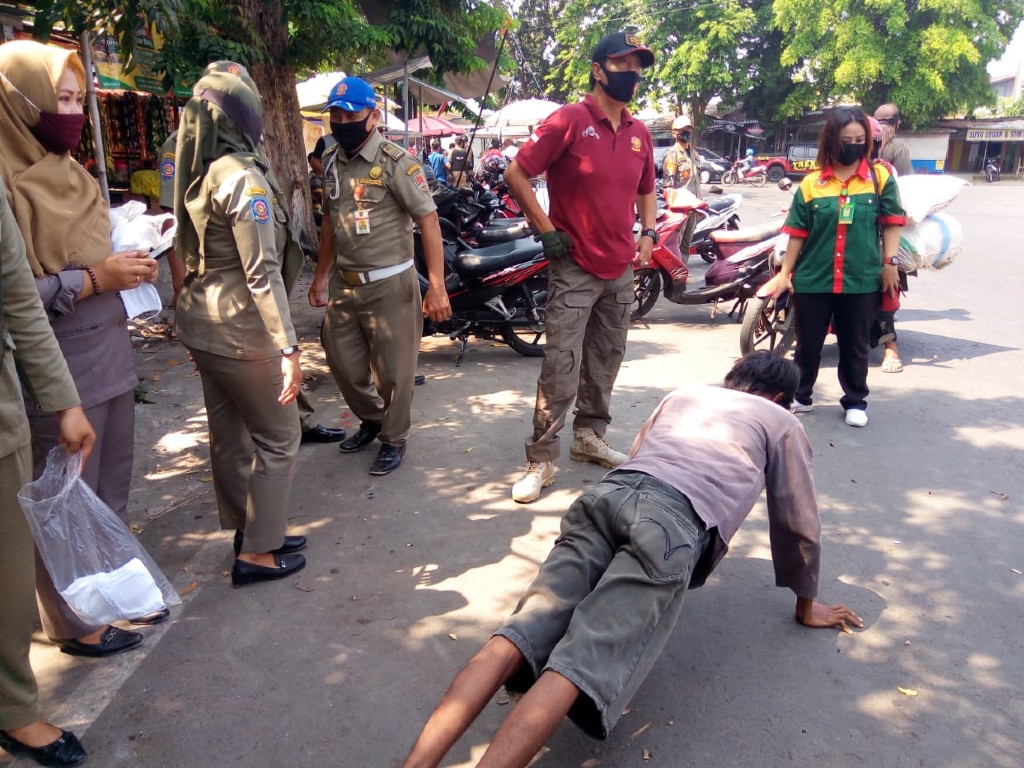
[340,259,414,286]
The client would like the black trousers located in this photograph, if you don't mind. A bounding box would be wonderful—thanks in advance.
[792,292,879,411]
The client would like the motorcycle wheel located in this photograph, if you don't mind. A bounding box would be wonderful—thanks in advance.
[630,268,662,320]
[721,170,737,186]
[752,171,768,188]
[698,242,716,264]
[500,277,548,357]
[739,295,797,357]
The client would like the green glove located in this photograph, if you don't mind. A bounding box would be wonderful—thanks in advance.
[540,230,573,260]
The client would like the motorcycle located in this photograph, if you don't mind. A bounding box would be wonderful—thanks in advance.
[414,228,549,365]
[631,197,784,321]
[721,160,768,187]
[476,155,524,218]
[984,156,1001,183]
[690,193,743,263]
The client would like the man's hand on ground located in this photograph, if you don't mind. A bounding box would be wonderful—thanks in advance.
[795,597,863,633]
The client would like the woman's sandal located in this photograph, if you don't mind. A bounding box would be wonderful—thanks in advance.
[881,358,904,373]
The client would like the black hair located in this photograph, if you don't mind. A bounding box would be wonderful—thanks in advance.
[489,138,500,149]
[723,351,799,409]
[816,106,870,169]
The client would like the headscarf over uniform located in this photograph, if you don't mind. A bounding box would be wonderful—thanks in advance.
[173,69,303,291]
[0,40,109,276]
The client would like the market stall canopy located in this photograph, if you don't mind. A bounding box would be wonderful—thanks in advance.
[485,98,561,129]
[406,115,465,137]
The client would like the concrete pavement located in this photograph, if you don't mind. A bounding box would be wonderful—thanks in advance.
[12,181,1023,768]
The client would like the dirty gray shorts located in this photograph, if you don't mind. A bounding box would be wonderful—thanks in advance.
[496,470,712,740]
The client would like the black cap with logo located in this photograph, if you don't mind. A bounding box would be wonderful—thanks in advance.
[591,32,655,68]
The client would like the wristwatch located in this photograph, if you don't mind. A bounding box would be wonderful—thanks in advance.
[885,256,899,266]
[280,345,299,356]
[640,228,660,245]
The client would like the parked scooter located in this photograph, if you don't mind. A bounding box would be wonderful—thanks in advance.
[476,155,524,218]
[690,193,743,263]
[631,198,784,321]
[984,156,1001,183]
[721,160,768,187]
[414,228,548,365]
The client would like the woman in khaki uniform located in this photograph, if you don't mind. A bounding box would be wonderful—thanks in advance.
[0,40,158,657]
[0,180,94,765]
[174,72,307,587]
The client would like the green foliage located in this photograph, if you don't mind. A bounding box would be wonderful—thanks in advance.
[1004,93,1024,117]
[773,0,1024,124]
[509,0,570,100]
[29,0,183,70]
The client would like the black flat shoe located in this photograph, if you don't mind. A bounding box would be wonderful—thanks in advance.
[231,553,306,588]
[369,443,406,476]
[0,728,86,767]
[232,530,307,557]
[57,626,143,658]
[338,422,381,453]
[128,607,170,626]
[301,424,347,444]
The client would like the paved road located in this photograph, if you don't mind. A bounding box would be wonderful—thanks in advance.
[16,181,1023,768]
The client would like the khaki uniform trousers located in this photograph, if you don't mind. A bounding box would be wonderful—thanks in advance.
[29,390,135,641]
[322,266,421,446]
[0,446,38,731]
[526,256,633,463]
[189,349,300,554]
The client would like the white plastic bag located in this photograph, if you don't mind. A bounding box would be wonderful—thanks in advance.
[18,448,180,625]
[109,201,175,252]
[897,212,963,271]
[896,175,967,226]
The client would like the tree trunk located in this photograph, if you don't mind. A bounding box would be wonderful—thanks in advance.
[228,0,317,255]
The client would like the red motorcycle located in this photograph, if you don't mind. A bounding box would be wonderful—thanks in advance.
[721,160,768,187]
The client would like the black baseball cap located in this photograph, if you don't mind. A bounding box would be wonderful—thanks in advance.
[591,32,655,68]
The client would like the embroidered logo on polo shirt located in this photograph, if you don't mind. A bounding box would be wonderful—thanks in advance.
[630,137,642,152]
[582,126,600,140]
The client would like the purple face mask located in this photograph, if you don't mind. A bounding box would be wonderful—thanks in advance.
[30,111,85,154]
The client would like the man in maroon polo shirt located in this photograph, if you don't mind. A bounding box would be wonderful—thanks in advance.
[503,31,659,504]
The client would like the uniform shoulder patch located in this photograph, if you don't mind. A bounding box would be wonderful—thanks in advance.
[249,195,272,223]
[381,142,406,161]
[413,171,428,192]
[160,159,175,179]
[245,186,268,197]
[406,163,422,177]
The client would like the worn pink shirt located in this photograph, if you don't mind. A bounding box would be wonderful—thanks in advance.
[618,385,822,598]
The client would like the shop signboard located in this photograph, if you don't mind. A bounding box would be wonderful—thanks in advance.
[966,127,1024,142]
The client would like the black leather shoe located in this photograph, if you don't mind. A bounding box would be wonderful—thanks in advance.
[57,626,143,658]
[338,422,381,453]
[369,443,406,475]
[233,530,307,557]
[231,553,306,588]
[0,728,87,767]
[301,424,347,444]
[128,607,171,626]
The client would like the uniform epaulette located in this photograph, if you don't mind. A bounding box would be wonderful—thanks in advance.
[381,142,406,162]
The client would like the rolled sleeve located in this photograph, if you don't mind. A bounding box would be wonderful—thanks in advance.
[35,270,85,318]
[764,425,821,598]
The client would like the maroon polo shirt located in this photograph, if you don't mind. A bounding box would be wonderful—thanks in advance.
[515,93,655,279]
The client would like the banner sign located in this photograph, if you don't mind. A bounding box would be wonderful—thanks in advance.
[965,128,1024,142]
[94,27,189,96]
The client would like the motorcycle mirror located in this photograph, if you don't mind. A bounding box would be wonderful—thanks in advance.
[777,177,793,191]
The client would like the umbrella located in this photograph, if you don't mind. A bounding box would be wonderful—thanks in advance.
[406,115,465,137]
[485,98,561,129]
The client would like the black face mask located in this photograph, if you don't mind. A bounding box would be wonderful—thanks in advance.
[331,115,372,154]
[676,131,691,144]
[598,64,640,103]
[837,142,866,166]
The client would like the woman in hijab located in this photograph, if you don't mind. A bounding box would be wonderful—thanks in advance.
[174,71,308,587]
[0,40,159,657]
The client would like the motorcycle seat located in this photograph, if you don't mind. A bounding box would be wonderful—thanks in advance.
[453,238,545,279]
[711,219,782,245]
[476,219,531,244]
[705,197,738,214]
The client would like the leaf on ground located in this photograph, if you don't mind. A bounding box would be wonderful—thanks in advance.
[130,523,142,534]
[897,686,918,697]
[151,373,161,382]
[642,749,652,761]
[990,490,1009,501]
[449,632,458,641]
[180,579,198,596]
[200,475,213,483]
[165,359,180,367]
[464,447,475,452]
[1011,568,1022,575]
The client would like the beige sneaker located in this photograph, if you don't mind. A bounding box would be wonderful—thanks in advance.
[511,461,555,504]
[570,428,627,468]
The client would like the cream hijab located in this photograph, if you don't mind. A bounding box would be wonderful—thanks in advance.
[0,40,110,276]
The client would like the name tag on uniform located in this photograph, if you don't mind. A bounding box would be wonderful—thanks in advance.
[354,209,370,235]
[838,203,855,225]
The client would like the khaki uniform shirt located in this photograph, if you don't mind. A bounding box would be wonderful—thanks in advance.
[663,143,701,197]
[1,178,79,459]
[176,166,297,360]
[158,131,177,210]
[323,131,436,272]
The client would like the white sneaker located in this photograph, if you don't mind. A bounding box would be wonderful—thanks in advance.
[845,409,868,427]
[512,461,555,504]
[570,428,628,469]
[790,401,814,414]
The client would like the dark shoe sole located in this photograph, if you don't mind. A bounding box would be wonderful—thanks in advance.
[58,627,143,658]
